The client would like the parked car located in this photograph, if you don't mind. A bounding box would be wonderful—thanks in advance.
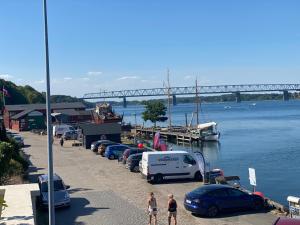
[37,174,71,208]
[12,135,24,147]
[98,142,120,156]
[105,144,130,160]
[126,153,143,172]
[273,217,300,225]
[63,130,78,140]
[141,151,203,183]
[53,124,75,137]
[184,184,264,217]
[120,147,150,164]
[90,140,115,152]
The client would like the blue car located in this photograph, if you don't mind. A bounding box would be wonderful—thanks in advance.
[184,184,264,217]
[105,144,130,160]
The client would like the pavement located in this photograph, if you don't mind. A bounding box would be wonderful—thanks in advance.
[0,184,39,225]
[22,132,278,225]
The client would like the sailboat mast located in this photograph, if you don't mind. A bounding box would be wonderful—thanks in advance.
[195,78,200,125]
[167,69,172,128]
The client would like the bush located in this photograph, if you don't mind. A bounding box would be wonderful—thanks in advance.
[8,159,23,176]
[0,142,14,184]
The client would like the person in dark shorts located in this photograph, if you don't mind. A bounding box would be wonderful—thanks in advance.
[167,194,177,225]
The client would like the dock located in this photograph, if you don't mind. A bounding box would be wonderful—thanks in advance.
[135,126,201,145]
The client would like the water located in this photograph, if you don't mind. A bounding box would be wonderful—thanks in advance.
[114,100,300,205]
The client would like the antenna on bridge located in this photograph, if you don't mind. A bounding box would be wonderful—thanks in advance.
[167,69,172,129]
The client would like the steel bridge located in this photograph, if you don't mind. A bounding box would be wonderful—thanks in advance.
[82,84,300,107]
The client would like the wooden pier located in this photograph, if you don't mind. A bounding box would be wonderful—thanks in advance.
[135,127,201,146]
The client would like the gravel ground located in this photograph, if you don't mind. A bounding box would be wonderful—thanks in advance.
[23,132,277,225]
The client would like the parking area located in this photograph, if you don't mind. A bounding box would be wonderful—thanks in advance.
[23,132,277,225]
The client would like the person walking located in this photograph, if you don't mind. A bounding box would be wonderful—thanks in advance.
[167,194,177,225]
[147,192,158,225]
[60,137,64,147]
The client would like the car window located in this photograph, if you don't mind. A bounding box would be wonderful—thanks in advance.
[183,155,196,165]
[207,189,229,197]
[227,189,246,197]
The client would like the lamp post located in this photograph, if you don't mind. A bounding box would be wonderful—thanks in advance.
[42,0,55,224]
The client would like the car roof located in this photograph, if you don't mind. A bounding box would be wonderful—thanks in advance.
[128,153,143,158]
[39,174,62,182]
[193,184,233,192]
[108,144,128,148]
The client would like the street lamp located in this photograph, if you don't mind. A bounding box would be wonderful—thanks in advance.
[42,0,55,224]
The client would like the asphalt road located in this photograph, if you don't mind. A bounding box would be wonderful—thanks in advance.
[23,132,277,225]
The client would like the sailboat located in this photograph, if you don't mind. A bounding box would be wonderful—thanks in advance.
[193,79,220,142]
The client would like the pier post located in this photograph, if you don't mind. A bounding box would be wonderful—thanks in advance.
[283,90,289,101]
[235,91,241,103]
[123,97,127,108]
[172,94,177,106]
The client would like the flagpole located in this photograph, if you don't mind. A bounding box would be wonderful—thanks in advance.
[2,86,5,107]
[42,0,55,224]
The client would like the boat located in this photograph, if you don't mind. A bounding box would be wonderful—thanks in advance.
[198,122,220,141]
[195,122,220,141]
[93,103,123,124]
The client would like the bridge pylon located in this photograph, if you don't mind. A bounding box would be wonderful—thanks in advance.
[172,95,177,106]
[235,91,241,103]
[123,97,127,108]
[283,90,289,101]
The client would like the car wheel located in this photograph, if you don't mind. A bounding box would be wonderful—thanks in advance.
[207,205,219,217]
[194,171,203,181]
[253,199,264,211]
[154,174,163,183]
[133,166,140,172]
[109,155,115,160]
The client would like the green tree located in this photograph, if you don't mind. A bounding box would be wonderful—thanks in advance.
[0,142,14,184]
[142,101,167,127]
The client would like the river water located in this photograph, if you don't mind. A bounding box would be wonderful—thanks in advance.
[114,100,300,205]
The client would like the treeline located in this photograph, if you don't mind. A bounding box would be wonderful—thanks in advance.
[0,79,91,107]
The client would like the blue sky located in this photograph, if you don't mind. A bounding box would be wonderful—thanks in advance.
[0,0,300,97]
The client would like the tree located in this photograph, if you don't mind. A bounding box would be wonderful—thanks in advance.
[142,101,167,127]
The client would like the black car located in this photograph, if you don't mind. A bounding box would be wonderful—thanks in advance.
[120,147,149,164]
[90,140,115,152]
[184,184,264,217]
[126,153,143,172]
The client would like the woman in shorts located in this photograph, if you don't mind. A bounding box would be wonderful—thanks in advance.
[167,194,177,225]
[147,192,158,225]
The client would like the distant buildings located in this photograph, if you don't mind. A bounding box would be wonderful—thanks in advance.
[4,102,92,131]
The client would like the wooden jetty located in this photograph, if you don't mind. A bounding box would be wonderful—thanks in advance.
[135,127,201,146]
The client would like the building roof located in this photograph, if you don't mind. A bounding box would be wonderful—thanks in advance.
[5,102,86,112]
[11,109,35,120]
[79,123,121,136]
[53,109,91,116]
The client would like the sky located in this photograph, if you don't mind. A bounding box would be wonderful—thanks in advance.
[0,0,300,97]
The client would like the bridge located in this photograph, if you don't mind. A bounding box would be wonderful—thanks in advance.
[82,84,300,107]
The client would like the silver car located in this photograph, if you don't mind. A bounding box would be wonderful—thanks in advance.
[38,174,71,208]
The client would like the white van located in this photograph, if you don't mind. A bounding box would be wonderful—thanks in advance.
[53,124,75,137]
[141,151,202,183]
